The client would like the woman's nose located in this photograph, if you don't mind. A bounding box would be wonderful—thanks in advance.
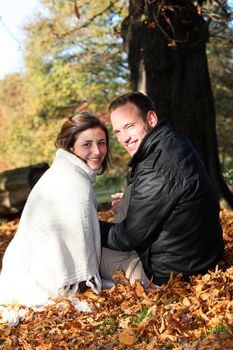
[92,144,101,154]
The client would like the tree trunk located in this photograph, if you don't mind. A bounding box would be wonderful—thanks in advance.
[122,0,233,208]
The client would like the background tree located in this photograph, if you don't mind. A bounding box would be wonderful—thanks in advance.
[0,0,130,171]
[208,43,233,173]
[120,0,233,207]
[23,0,130,178]
[0,0,232,206]
[23,0,129,120]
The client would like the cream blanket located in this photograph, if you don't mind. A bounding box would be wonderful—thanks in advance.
[0,149,102,306]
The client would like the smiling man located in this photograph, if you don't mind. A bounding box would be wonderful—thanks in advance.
[100,91,224,286]
[110,101,157,156]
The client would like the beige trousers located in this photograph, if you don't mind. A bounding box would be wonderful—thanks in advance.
[100,247,149,286]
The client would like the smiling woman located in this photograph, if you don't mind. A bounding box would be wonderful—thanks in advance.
[0,112,110,306]
[70,128,107,171]
[55,113,110,175]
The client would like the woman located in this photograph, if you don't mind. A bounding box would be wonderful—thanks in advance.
[0,112,110,306]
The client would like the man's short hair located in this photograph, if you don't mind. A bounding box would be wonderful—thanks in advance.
[109,91,157,121]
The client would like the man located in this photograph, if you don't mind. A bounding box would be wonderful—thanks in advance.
[101,91,224,286]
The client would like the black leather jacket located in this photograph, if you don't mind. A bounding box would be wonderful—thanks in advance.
[101,119,224,285]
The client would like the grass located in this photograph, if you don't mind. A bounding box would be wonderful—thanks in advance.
[131,308,152,325]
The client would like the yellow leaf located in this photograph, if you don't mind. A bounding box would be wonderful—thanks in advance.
[118,330,137,345]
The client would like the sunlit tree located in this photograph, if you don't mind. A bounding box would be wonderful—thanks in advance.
[120,0,233,206]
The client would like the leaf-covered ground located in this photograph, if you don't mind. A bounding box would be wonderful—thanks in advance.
[0,208,233,349]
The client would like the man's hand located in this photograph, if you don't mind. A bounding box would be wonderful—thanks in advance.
[111,192,123,214]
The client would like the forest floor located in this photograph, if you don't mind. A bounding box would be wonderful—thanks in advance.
[0,208,233,349]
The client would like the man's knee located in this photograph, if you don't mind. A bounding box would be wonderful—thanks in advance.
[100,248,149,285]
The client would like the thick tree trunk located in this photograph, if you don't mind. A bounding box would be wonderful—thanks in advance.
[122,0,233,208]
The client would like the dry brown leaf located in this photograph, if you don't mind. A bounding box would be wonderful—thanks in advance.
[118,329,137,345]
[182,297,191,306]
[112,270,130,285]
[134,280,147,298]
[0,209,233,349]
[197,332,233,350]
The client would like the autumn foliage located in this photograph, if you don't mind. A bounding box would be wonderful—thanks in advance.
[0,208,233,349]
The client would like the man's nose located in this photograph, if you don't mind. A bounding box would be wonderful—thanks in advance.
[118,130,130,144]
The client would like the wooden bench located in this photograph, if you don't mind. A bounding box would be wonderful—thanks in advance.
[0,163,49,218]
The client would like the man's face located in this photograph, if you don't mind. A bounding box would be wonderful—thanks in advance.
[110,102,158,156]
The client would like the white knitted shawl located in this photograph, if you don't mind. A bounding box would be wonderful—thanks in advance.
[0,149,102,306]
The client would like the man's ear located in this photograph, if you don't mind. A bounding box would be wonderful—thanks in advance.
[147,111,158,128]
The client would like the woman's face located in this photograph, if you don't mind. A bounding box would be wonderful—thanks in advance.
[71,127,107,171]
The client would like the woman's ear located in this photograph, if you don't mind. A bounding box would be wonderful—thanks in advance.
[147,111,158,128]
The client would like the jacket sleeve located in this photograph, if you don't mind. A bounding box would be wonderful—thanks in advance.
[106,162,182,253]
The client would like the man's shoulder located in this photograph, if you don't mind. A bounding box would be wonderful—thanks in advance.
[141,133,202,184]
[158,131,197,166]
